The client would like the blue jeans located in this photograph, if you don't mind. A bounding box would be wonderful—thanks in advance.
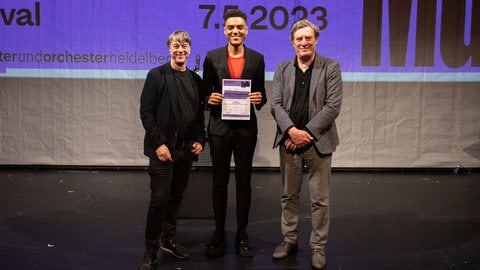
[144,146,194,249]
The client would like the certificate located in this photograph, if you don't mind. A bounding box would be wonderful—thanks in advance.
[222,79,251,120]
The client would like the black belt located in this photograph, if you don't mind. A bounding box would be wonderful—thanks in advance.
[175,138,193,149]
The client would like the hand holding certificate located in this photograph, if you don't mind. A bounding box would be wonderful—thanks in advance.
[221,79,251,120]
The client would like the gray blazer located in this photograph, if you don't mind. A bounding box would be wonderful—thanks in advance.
[271,53,342,154]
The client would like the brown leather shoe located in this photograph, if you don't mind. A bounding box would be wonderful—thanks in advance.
[311,248,326,269]
[272,241,298,259]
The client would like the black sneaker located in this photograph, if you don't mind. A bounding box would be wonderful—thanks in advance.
[160,239,189,259]
[236,230,254,258]
[205,230,226,257]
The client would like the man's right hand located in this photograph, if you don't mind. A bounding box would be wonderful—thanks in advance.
[156,144,172,162]
[208,92,224,105]
[287,127,313,148]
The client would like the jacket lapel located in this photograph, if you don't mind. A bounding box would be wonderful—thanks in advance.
[286,59,296,109]
[165,68,178,113]
[309,54,324,113]
[222,46,232,79]
[310,54,322,99]
[239,46,248,79]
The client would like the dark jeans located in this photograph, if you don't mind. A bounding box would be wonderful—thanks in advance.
[209,130,257,232]
[144,146,194,250]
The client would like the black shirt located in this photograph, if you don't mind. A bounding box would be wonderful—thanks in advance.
[173,69,197,138]
[289,60,312,129]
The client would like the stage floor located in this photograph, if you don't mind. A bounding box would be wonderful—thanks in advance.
[1,168,479,269]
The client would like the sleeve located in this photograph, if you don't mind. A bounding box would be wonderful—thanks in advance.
[305,61,343,138]
[193,73,206,146]
[139,69,168,151]
[202,52,215,96]
[254,54,267,111]
[270,63,295,138]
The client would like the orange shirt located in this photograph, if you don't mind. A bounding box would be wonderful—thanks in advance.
[227,54,244,79]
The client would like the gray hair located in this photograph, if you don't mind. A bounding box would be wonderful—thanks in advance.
[167,30,191,47]
[290,19,320,42]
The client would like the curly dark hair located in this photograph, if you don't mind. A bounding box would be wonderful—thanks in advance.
[223,9,247,23]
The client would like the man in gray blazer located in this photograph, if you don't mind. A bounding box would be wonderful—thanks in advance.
[270,19,343,270]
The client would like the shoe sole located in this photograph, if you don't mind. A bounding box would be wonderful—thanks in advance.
[160,246,189,259]
[237,247,255,258]
[205,247,226,258]
[311,262,326,270]
[236,243,255,258]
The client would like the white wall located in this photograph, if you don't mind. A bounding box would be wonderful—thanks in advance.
[1,78,479,168]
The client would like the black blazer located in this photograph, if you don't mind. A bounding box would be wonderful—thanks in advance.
[202,45,267,137]
[140,62,205,160]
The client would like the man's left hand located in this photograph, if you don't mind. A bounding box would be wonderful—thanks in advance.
[191,142,203,155]
[249,92,262,105]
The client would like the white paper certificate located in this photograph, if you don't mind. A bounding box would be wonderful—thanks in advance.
[221,79,251,120]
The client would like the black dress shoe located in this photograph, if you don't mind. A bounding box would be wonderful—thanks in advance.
[138,251,157,270]
[236,230,254,258]
[205,230,226,257]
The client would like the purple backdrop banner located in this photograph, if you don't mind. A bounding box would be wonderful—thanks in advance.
[1,0,479,75]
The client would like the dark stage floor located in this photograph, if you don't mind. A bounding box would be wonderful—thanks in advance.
[0,168,479,270]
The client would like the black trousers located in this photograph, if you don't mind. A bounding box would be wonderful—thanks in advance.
[144,146,194,250]
[208,130,257,232]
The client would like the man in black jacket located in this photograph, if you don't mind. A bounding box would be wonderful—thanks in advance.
[203,9,267,258]
[138,30,205,270]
